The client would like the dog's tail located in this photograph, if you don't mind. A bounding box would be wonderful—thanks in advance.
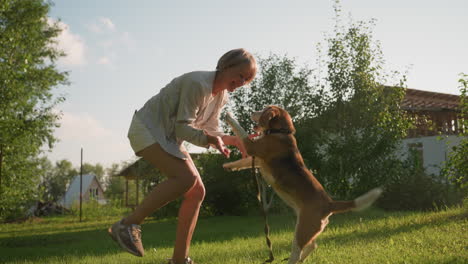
[329,188,383,214]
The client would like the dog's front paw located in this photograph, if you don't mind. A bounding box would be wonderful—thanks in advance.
[222,162,236,171]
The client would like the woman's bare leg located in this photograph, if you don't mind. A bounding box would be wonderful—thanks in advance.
[122,143,204,264]
[123,143,198,225]
[172,155,205,263]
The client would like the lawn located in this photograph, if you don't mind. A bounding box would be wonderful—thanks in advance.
[0,205,466,264]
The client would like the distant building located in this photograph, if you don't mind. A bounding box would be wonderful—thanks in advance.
[117,153,206,208]
[59,174,106,209]
[399,88,464,175]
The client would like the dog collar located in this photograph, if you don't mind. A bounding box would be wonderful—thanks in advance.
[264,128,292,135]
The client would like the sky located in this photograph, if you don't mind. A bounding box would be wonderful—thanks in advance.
[45,0,468,168]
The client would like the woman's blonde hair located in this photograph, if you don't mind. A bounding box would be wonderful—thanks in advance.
[216,48,257,82]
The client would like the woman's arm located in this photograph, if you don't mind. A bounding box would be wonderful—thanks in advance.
[175,81,211,147]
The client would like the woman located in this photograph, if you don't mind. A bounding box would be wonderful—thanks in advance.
[109,48,257,264]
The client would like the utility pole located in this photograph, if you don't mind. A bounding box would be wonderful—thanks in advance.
[0,144,3,202]
[79,148,83,222]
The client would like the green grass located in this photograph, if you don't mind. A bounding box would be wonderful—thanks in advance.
[0,206,467,264]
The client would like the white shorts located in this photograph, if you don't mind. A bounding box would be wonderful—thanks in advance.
[127,113,157,154]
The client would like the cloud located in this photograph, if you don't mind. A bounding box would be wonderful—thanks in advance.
[49,18,87,66]
[120,32,136,51]
[57,111,111,140]
[50,111,131,166]
[96,51,117,68]
[97,56,111,65]
[86,17,136,67]
[87,23,101,34]
[98,40,115,48]
[100,17,116,31]
[87,17,116,33]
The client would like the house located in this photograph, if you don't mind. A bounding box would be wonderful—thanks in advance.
[399,88,464,175]
[59,174,106,209]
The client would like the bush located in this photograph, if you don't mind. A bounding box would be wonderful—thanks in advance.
[195,152,259,216]
[150,198,183,219]
[69,199,131,220]
[378,153,464,211]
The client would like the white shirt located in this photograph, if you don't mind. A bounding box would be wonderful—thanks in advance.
[135,71,228,159]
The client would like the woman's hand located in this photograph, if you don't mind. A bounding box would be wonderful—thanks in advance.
[207,134,231,158]
[222,135,248,158]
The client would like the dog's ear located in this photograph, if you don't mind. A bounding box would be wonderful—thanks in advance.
[259,107,280,128]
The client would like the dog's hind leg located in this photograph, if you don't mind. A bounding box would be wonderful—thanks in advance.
[299,241,317,262]
[287,238,302,264]
[287,235,318,264]
[288,210,328,264]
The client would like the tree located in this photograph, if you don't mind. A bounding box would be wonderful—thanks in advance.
[39,159,77,202]
[295,2,411,199]
[228,53,315,135]
[0,0,68,220]
[104,163,125,201]
[228,1,411,201]
[442,73,468,193]
[81,163,105,183]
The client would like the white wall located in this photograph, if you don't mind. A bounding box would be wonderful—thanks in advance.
[399,135,464,175]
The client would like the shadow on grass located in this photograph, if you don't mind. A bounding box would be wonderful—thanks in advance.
[0,209,464,263]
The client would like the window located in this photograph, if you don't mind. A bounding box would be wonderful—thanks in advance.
[408,142,424,168]
[89,188,98,199]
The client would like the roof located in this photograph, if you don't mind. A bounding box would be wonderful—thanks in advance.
[59,174,103,208]
[402,88,460,111]
[119,159,152,180]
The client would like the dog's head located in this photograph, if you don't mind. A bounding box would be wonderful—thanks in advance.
[251,105,295,135]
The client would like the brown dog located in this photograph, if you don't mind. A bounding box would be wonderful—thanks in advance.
[223,105,382,264]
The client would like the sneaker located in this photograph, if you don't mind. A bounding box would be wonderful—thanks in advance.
[108,218,144,257]
[167,257,195,264]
